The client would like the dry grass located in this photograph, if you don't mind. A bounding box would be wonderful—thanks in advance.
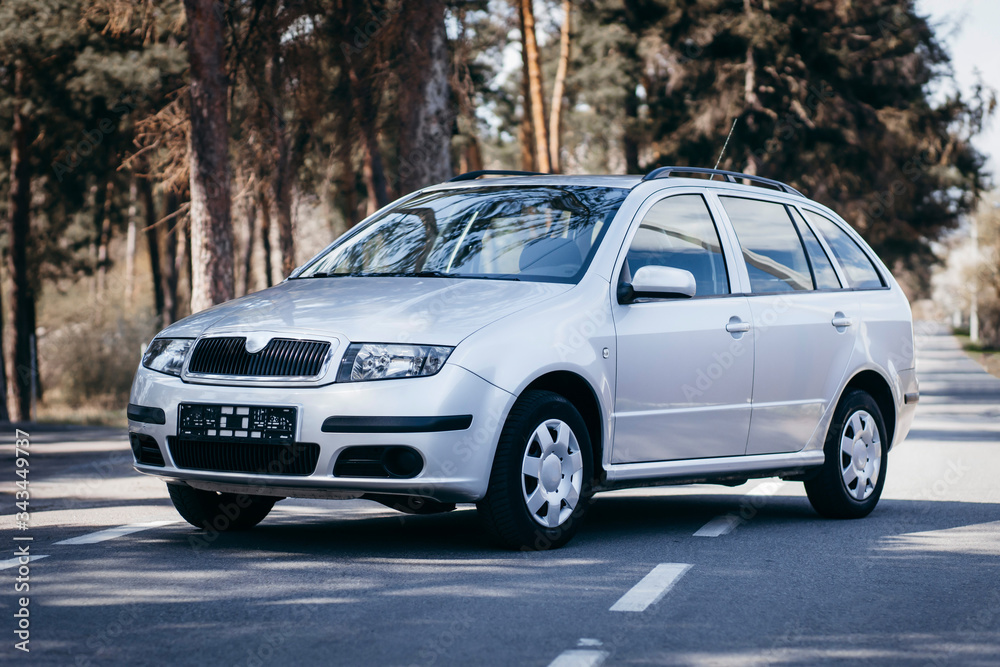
[36,402,127,428]
[956,335,1000,380]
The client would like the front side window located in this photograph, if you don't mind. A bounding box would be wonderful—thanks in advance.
[296,186,629,283]
[802,210,885,289]
[720,196,813,293]
[625,194,729,297]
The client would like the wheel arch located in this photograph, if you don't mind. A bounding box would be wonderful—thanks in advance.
[522,371,605,483]
[842,369,896,447]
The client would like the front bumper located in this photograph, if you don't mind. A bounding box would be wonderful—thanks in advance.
[128,364,515,503]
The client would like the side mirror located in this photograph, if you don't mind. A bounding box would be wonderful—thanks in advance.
[619,265,696,303]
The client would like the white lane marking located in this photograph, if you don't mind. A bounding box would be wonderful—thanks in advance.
[0,555,49,570]
[577,638,603,647]
[54,520,176,546]
[547,650,609,667]
[610,563,691,612]
[694,514,742,537]
[693,481,787,537]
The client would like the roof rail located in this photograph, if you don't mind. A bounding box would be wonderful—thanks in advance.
[642,166,803,196]
[449,169,546,182]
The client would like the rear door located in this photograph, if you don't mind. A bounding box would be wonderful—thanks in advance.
[611,191,754,463]
[714,194,858,455]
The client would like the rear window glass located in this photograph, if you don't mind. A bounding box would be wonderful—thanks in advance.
[720,196,813,293]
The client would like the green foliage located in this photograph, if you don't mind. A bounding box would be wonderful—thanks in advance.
[574,0,994,289]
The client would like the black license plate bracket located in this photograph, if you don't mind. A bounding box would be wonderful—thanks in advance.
[178,404,297,444]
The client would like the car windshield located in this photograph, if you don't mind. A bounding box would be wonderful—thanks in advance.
[296,185,630,283]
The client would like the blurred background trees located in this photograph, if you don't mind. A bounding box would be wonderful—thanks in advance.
[0,0,995,422]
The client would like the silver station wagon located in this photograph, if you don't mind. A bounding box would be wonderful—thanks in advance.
[128,167,919,549]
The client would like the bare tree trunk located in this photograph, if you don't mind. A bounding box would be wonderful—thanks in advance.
[184,0,234,312]
[459,135,483,173]
[139,177,165,322]
[623,87,640,174]
[5,64,34,422]
[125,177,138,307]
[520,0,550,173]
[347,63,388,216]
[548,0,572,173]
[519,28,536,173]
[361,130,388,216]
[398,0,454,194]
[259,191,274,287]
[265,8,296,279]
[96,180,113,296]
[161,192,179,326]
[242,196,256,295]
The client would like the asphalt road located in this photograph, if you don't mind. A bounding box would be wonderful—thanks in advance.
[3,324,1000,666]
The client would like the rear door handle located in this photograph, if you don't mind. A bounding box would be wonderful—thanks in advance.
[831,313,855,328]
[726,319,751,333]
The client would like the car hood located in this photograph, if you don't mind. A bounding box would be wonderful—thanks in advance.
[158,277,572,346]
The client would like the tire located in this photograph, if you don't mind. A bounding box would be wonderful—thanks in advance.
[167,483,277,531]
[477,390,594,550]
[805,389,888,519]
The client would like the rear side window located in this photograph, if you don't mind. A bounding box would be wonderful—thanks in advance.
[626,194,729,297]
[802,210,885,289]
[719,196,813,293]
[788,208,841,290]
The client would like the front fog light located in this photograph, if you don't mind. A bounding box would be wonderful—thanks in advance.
[337,343,453,382]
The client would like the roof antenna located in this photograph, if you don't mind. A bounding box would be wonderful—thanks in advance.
[713,117,739,171]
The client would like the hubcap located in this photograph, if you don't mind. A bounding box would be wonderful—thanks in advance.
[520,419,584,528]
[839,409,881,501]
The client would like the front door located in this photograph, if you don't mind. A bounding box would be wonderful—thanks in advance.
[611,192,754,463]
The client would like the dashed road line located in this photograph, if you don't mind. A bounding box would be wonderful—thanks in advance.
[0,554,49,570]
[546,649,609,667]
[609,562,691,612]
[693,481,786,537]
[693,514,741,537]
[54,520,176,546]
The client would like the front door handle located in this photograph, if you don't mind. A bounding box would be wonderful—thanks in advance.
[831,313,855,328]
[726,319,751,334]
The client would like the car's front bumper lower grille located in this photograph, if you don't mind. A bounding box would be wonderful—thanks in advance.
[188,337,331,378]
[167,437,320,476]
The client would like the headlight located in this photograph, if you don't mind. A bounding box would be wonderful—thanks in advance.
[141,338,194,376]
[337,343,453,382]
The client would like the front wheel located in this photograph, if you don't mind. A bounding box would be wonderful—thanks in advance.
[477,390,594,550]
[805,389,888,519]
[167,483,277,531]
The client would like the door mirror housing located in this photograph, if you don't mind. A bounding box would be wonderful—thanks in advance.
[619,265,697,303]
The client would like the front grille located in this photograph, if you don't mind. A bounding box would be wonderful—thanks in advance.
[188,337,331,378]
[168,438,320,476]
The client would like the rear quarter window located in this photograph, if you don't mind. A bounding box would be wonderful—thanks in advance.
[802,210,885,289]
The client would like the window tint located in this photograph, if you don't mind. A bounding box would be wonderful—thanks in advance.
[789,208,841,290]
[802,210,885,289]
[626,194,729,297]
[720,197,813,293]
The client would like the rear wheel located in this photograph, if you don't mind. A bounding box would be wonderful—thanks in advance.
[167,483,277,531]
[477,390,593,550]
[805,389,888,519]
